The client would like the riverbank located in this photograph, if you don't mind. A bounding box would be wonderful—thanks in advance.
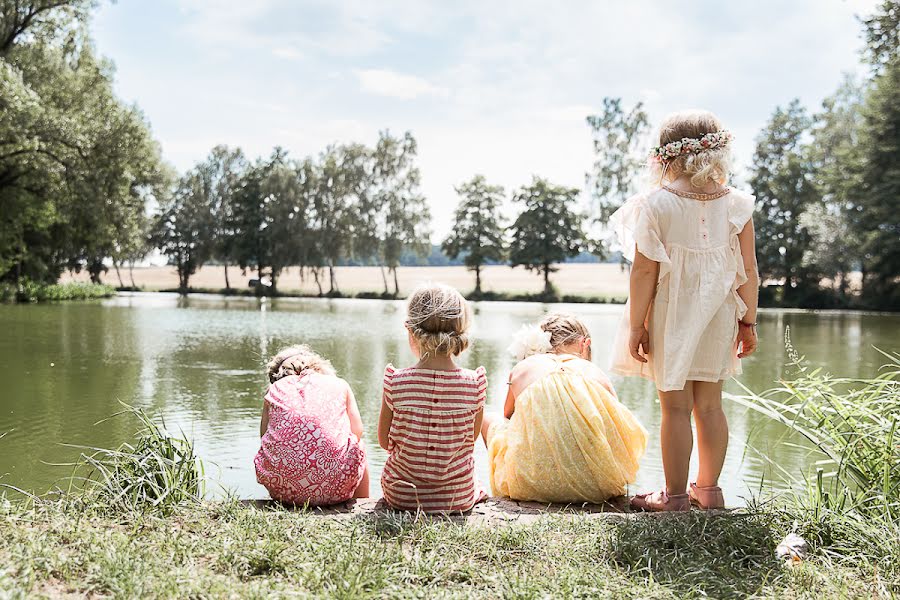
[0,281,116,303]
[0,495,883,598]
[61,263,632,300]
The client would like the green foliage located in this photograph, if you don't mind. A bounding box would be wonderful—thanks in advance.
[750,100,822,303]
[856,58,900,309]
[733,342,900,522]
[442,175,506,294]
[4,279,114,302]
[0,0,166,286]
[586,97,650,225]
[860,0,900,72]
[64,404,204,516]
[509,177,587,295]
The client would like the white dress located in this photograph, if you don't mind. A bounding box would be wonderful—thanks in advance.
[609,187,755,392]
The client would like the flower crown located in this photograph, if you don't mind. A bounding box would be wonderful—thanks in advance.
[650,130,733,163]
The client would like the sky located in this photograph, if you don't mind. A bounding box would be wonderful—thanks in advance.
[92,0,879,240]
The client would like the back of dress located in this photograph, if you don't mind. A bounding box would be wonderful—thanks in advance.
[381,365,487,512]
[610,187,755,392]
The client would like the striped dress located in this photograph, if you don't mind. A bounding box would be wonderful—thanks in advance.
[381,365,488,513]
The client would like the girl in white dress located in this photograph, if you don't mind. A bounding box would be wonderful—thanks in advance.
[610,110,759,511]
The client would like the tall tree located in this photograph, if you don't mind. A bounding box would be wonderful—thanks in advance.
[749,100,821,304]
[857,58,900,308]
[197,145,247,291]
[153,172,215,292]
[861,0,900,73]
[586,98,650,226]
[442,175,506,295]
[372,132,430,296]
[508,177,586,295]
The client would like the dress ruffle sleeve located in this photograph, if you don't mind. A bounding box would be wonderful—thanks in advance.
[727,189,756,318]
[610,192,670,279]
[474,366,487,409]
[728,189,755,236]
[383,364,396,410]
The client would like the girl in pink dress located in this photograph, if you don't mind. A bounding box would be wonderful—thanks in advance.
[255,345,369,506]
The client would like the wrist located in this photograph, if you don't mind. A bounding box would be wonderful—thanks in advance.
[738,319,757,329]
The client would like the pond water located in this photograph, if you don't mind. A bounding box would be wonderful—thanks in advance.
[1,293,897,506]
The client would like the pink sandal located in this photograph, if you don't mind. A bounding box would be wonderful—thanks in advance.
[688,483,725,510]
[629,490,690,512]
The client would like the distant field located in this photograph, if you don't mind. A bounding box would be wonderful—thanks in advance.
[62,263,631,298]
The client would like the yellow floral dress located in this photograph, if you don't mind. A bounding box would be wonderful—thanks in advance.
[487,355,647,503]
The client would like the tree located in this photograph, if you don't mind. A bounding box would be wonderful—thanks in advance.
[806,78,866,301]
[861,0,900,73]
[749,100,821,303]
[856,58,900,308]
[508,177,587,295]
[372,132,431,296]
[586,98,649,230]
[442,175,506,295]
[153,172,215,292]
[198,145,248,291]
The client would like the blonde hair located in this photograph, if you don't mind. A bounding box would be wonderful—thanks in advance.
[266,345,336,383]
[651,110,731,187]
[405,283,471,357]
[540,313,590,350]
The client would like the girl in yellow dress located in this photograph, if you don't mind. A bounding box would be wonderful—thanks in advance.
[481,313,647,503]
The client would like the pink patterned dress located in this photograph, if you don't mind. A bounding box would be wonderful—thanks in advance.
[254,373,366,506]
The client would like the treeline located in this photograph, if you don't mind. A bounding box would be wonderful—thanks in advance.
[157,136,430,296]
[749,2,899,310]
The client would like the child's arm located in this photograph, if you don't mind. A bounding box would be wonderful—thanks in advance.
[377,398,393,450]
[503,385,516,419]
[346,385,365,441]
[736,219,759,358]
[259,399,269,437]
[473,406,484,442]
[628,250,659,363]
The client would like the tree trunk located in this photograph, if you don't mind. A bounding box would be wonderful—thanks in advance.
[328,264,338,294]
[313,268,323,296]
[380,265,389,295]
[392,267,400,297]
[474,265,482,295]
[113,261,124,288]
[224,263,230,291]
[129,261,136,289]
[543,264,552,295]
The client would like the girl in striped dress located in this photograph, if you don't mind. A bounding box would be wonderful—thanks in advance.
[378,283,488,513]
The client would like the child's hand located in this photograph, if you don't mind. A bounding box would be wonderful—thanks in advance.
[737,323,758,358]
[628,326,650,363]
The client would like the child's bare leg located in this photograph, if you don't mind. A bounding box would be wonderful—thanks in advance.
[692,381,728,488]
[480,413,496,445]
[353,466,370,498]
[658,386,694,495]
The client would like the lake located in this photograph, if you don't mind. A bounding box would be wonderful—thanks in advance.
[1,293,897,506]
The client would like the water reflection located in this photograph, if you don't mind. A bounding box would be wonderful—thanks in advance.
[0,293,897,505]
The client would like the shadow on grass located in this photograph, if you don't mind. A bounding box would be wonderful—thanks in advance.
[605,511,783,598]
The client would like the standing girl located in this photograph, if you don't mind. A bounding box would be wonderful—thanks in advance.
[255,345,369,506]
[611,110,759,511]
[378,283,487,513]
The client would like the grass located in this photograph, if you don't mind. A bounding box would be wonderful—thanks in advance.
[730,333,900,594]
[2,280,117,303]
[0,498,883,599]
[60,405,204,516]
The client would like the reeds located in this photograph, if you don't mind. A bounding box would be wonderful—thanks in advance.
[731,336,899,521]
[63,404,204,515]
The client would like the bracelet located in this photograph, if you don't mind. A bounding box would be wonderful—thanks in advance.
[738,320,757,328]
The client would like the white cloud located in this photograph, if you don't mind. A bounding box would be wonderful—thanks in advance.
[271,46,303,61]
[355,69,447,100]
